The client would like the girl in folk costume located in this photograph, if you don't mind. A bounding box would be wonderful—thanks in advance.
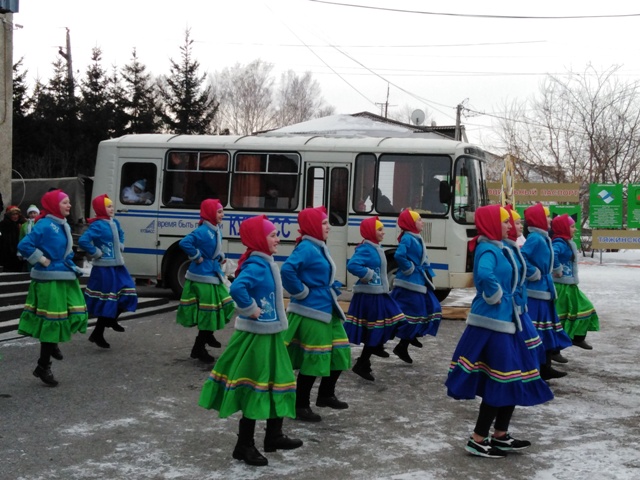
[78,194,138,349]
[19,204,40,241]
[521,203,572,380]
[17,190,88,387]
[199,215,302,467]
[503,206,546,367]
[551,214,599,350]
[390,208,443,364]
[345,216,405,381]
[446,205,553,458]
[281,206,351,422]
[176,199,235,363]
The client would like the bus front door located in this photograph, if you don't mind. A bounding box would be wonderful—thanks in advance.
[305,163,350,285]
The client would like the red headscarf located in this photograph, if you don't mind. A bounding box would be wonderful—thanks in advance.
[88,194,112,224]
[37,189,69,221]
[296,206,327,243]
[235,215,276,276]
[469,204,507,252]
[524,203,548,230]
[397,208,420,241]
[360,216,382,244]
[551,214,572,241]
[505,204,518,242]
[200,198,223,225]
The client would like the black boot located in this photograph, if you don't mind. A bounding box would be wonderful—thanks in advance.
[89,318,110,348]
[352,356,374,381]
[317,370,349,409]
[232,417,268,466]
[572,335,593,350]
[47,342,63,361]
[109,317,125,332]
[190,333,215,363]
[540,353,567,380]
[409,337,423,348]
[393,339,413,364]
[204,330,221,348]
[33,361,58,387]
[295,374,322,422]
[264,418,303,452]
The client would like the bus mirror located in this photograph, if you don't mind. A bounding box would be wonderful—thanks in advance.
[439,180,451,204]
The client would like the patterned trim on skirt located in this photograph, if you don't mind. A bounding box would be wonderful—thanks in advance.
[554,283,600,339]
[527,298,573,352]
[390,286,442,338]
[344,292,404,346]
[177,279,235,331]
[84,265,138,318]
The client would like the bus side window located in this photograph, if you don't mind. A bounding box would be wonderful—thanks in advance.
[353,153,375,213]
[120,163,157,205]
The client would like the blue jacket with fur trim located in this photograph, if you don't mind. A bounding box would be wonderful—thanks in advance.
[78,218,126,267]
[552,238,579,285]
[393,231,435,293]
[18,215,80,280]
[466,237,521,333]
[280,236,345,324]
[230,252,288,334]
[520,228,561,300]
[347,240,390,294]
[179,221,225,284]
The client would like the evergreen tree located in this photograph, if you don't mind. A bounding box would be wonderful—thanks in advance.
[158,29,218,134]
[121,48,161,134]
[107,67,129,138]
[79,47,112,173]
[12,58,33,167]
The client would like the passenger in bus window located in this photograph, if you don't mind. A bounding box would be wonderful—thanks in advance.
[371,187,395,213]
[199,215,302,467]
[176,199,235,363]
[281,206,351,422]
[79,194,138,349]
[121,179,154,205]
[263,183,279,209]
[17,189,89,387]
[446,205,553,458]
[390,208,443,364]
[344,217,405,381]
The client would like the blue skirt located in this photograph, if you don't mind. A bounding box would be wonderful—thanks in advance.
[84,265,138,318]
[518,310,546,366]
[446,325,554,407]
[527,298,573,352]
[390,286,442,338]
[344,292,404,346]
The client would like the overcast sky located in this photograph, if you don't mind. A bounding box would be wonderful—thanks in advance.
[10,1,640,145]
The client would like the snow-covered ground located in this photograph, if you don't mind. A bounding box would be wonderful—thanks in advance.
[0,250,638,479]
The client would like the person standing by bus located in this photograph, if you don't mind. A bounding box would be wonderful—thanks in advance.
[504,206,546,367]
[551,214,599,350]
[199,215,301,467]
[78,194,138,349]
[446,205,553,458]
[281,206,351,422]
[17,190,88,386]
[521,203,572,380]
[390,208,442,364]
[345,216,405,381]
[176,199,235,363]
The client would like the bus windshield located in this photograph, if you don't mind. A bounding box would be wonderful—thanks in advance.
[453,155,486,224]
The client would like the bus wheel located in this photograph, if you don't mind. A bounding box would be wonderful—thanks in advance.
[166,250,190,298]
[434,288,451,302]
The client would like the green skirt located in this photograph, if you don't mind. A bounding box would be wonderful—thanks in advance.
[283,313,351,377]
[198,330,296,420]
[555,283,600,339]
[18,279,88,343]
[176,279,235,331]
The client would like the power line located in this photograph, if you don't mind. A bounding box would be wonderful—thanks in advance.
[220,40,548,49]
[308,1,640,20]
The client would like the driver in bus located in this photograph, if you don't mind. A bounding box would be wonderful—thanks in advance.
[122,179,154,205]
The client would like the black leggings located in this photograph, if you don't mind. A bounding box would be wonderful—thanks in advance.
[473,401,516,438]
[38,342,57,366]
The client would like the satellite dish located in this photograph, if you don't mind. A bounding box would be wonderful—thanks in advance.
[411,109,425,126]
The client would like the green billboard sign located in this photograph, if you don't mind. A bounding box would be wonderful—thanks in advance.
[589,184,623,229]
[628,184,640,229]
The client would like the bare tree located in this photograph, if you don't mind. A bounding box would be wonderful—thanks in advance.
[214,59,276,134]
[274,70,332,127]
[388,104,434,126]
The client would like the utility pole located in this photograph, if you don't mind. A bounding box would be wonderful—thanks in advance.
[375,83,395,118]
[454,103,462,141]
[0,11,15,211]
[58,27,75,104]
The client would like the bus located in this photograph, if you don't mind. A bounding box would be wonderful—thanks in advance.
[92,134,488,300]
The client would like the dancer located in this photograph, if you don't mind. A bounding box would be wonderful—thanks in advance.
[176,199,235,363]
[504,206,546,366]
[551,214,599,349]
[17,190,88,386]
[446,205,553,458]
[345,216,405,381]
[199,215,301,466]
[281,206,351,422]
[78,194,138,349]
[521,203,572,379]
[390,208,442,364]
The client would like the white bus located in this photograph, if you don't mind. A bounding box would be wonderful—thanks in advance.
[92,134,488,300]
